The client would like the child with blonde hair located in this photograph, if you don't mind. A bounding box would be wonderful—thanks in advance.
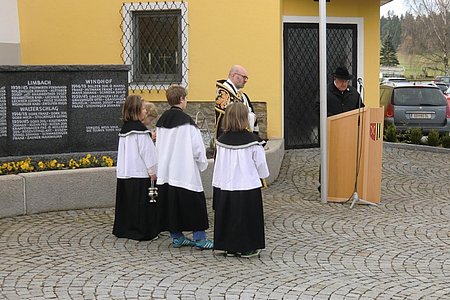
[212,102,269,258]
[142,101,158,140]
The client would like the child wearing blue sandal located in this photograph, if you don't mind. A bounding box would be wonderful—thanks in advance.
[155,85,213,250]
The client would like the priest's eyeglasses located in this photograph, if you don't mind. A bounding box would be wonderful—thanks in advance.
[235,73,249,80]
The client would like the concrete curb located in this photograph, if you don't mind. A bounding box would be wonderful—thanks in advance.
[22,168,117,215]
[0,175,25,218]
[383,141,450,154]
[0,139,285,219]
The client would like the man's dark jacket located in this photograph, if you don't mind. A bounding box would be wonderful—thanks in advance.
[316,82,364,117]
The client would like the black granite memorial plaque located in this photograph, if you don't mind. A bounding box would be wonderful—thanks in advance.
[0,65,130,157]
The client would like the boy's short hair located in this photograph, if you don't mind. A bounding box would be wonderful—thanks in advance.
[122,95,143,121]
[166,85,187,106]
[222,102,249,132]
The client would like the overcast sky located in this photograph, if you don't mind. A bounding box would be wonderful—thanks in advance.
[380,0,409,17]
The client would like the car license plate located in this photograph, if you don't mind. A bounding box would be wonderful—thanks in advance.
[410,113,432,119]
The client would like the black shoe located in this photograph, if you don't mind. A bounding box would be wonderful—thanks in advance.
[241,250,260,258]
[225,251,238,257]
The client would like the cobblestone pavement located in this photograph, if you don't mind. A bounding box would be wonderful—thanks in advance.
[0,145,449,300]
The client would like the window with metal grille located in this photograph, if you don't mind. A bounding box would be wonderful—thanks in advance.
[121,2,188,92]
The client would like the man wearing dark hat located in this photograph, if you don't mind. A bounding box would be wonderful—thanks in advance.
[325,66,364,116]
[315,66,364,192]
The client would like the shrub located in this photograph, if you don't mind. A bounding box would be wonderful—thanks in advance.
[427,129,440,146]
[384,124,398,142]
[409,128,423,144]
[442,135,450,148]
[396,130,409,143]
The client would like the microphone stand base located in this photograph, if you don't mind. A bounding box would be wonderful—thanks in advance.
[349,192,377,209]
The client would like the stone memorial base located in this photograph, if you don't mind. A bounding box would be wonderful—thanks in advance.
[0,139,284,219]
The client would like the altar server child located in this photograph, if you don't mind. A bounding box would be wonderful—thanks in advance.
[142,101,158,141]
[155,85,213,250]
[113,95,160,241]
[212,102,269,258]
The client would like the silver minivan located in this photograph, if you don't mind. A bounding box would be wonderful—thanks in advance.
[380,82,450,133]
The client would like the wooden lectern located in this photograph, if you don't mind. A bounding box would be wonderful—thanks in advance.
[326,107,384,204]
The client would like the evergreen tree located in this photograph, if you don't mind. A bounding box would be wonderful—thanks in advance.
[380,11,402,50]
[380,34,400,66]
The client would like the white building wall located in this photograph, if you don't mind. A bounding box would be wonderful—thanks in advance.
[0,0,21,64]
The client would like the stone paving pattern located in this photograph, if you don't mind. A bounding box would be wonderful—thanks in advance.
[0,145,449,299]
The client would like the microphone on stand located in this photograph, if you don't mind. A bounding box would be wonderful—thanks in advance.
[348,75,373,208]
[357,78,363,95]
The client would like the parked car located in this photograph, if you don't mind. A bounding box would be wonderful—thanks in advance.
[420,81,449,94]
[381,77,408,84]
[380,82,450,134]
[434,82,449,94]
[433,75,450,85]
[446,86,450,106]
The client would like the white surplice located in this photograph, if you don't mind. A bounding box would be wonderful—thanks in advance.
[212,143,269,191]
[156,124,208,192]
[116,130,157,179]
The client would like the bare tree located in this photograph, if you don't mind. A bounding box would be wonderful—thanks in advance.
[408,0,450,74]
